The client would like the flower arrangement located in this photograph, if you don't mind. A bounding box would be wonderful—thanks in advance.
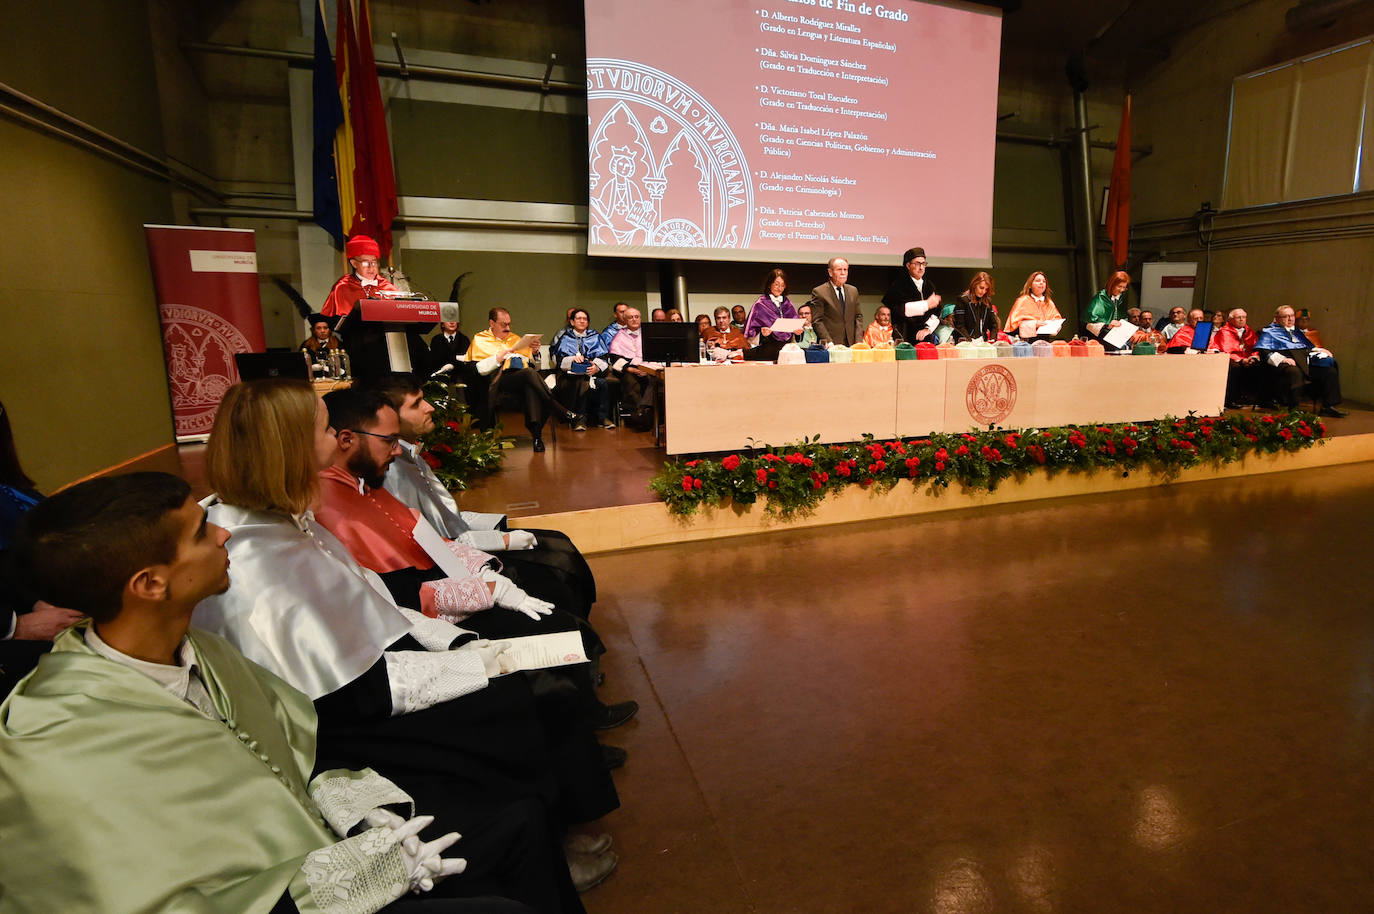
[416,381,505,492]
[649,410,1327,518]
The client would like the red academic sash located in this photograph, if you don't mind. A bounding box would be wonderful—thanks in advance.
[144,225,266,440]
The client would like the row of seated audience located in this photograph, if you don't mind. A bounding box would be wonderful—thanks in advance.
[0,374,635,912]
[302,238,1347,459]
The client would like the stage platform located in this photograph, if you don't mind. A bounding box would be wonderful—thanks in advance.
[125,404,1374,555]
[459,405,1374,555]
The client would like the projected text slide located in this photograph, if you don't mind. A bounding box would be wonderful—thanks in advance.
[585,0,1001,266]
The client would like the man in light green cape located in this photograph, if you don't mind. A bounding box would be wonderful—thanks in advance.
[0,473,494,914]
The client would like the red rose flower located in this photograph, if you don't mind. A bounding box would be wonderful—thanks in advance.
[722,454,741,471]
[955,445,970,456]
[422,452,442,469]
[768,480,778,489]
[681,476,693,492]
[694,477,703,490]
[756,468,768,483]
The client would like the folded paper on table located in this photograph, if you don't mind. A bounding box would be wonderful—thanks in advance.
[498,631,589,672]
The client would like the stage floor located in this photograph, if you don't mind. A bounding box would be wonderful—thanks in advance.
[585,459,1374,912]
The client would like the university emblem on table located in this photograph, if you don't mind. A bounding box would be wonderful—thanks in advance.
[966,364,1017,425]
[586,59,753,249]
[159,304,252,435]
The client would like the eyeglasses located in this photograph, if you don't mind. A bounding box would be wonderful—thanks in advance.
[348,429,401,447]
[353,258,379,267]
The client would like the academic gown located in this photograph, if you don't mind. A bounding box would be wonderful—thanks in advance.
[193,503,618,835]
[0,623,392,914]
[384,442,597,615]
[311,468,608,737]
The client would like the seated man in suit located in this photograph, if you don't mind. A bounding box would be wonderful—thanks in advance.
[1255,304,1346,417]
[430,321,472,373]
[810,256,862,347]
[1163,309,1207,353]
[880,247,941,343]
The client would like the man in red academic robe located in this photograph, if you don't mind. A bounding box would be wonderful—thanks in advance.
[322,234,397,318]
[314,387,637,735]
[1208,307,1261,407]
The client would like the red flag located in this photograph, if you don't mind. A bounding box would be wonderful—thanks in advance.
[353,0,398,260]
[1106,94,1131,269]
[334,0,368,245]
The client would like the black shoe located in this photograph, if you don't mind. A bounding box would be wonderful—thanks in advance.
[562,408,579,424]
[573,418,588,431]
[1320,406,1348,418]
[531,436,546,452]
[593,699,639,730]
[600,743,627,770]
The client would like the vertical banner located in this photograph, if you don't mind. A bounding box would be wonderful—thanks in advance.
[144,225,266,441]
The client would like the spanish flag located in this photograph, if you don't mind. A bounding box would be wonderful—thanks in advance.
[312,0,398,259]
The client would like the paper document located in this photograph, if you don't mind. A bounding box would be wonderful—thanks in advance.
[925,314,940,331]
[1103,322,1137,349]
[412,516,470,579]
[515,333,542,351]
[904,301,929,318]
[1038,318,1065,335]
[497,631,589,672]
[612,357,629,372]
[770,317,804,333]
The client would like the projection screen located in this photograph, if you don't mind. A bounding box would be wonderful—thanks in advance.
[584,0,1002,267]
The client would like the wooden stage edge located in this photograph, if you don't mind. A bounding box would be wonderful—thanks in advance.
[512,432,1374,555]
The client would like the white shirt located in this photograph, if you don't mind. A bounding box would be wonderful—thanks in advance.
[85,626,220,719]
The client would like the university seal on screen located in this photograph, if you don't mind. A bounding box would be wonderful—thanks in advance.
[586,59,753,250]
[965,364,1017,425]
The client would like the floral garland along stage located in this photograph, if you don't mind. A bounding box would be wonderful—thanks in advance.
[649,411,1328,518]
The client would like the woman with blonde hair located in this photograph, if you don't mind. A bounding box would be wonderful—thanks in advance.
[1004,270,1062,340]
[196,378,618,908]
[951,271,999,342]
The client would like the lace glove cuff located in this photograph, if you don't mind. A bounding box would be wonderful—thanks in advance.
[456,529,510,552]
[290,827,410,914]
[418,576,494,623]
[394,606,474,651]
[309,768,414,838]
[384,648,489,715]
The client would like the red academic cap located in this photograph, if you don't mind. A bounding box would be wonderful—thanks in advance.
[345,235,380,260]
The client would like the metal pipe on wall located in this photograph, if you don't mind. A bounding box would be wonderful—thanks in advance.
[1073,91,1100,294]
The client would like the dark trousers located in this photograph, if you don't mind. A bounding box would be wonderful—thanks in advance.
[1224,361,1261,405]
[1267,352,1342,408]
[555,374,607,422]
[490,368,560,435]
[617,370,659,413]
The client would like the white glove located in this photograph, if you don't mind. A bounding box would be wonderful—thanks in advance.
[472,639,519,678]
[364,809,466,893]
[505,530,537,550]
[480,569,553,620]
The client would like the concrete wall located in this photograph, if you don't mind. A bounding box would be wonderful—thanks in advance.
[0,0,176,491]
[1130,0,1374,401]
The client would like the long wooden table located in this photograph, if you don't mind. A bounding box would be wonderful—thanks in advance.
[662,354,1230,454]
